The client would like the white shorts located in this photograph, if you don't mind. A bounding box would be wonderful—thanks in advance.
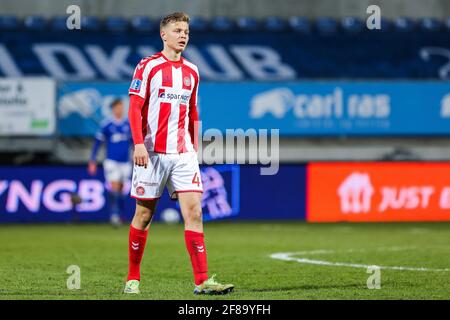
[130,151,203,200]
[103,159,132,184]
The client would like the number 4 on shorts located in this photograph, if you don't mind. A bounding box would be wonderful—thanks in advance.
[192,172,200,186]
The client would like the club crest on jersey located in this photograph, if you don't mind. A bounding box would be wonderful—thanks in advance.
[130,79,142,91]
[136,186,145,196]
[183,76,191,87]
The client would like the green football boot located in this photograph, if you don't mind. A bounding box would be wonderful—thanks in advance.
[194,275,234,295]
[123,280,140,294]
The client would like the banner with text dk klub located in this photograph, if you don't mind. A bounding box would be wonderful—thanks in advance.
[307,162,450,222]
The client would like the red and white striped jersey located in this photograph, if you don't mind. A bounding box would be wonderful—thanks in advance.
[128,52,199,154]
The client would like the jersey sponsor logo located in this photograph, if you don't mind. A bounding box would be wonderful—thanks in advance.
[136,186,145,196]
[159,92,190,102]
[130,79,142,91]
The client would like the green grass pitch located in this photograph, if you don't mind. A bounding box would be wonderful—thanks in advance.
[0,221,449,300]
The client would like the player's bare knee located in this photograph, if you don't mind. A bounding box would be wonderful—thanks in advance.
[185,204,202,224]
[134,200,157,226]
[135,207,153,225]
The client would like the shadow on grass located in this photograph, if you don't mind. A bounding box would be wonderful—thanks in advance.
[250,283,364,292]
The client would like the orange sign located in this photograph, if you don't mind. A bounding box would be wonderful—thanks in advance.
[307,162,450,222]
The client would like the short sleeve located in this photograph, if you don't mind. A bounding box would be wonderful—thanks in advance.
[129,58,152,99]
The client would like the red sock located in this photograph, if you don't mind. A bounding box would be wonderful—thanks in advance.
[185,230,209,285]
[127,225,148,281]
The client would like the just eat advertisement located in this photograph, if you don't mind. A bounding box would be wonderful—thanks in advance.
[307,162,450,222]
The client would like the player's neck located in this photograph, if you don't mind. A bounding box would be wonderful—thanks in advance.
[161,48,182,62]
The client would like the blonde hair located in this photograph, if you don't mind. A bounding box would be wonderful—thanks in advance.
[160,12,190,30]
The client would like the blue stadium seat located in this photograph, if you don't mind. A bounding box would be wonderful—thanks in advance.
[105,16,128,32]
[288,16,311,33]
[50,16,69,31]
[316,17,338,34]
[366,17,391,31]
[419,17,442,32]
[189,16,208,32]
[236,17,259,31]
[264,16,287,31]
[379,18,392,31]
[445,18,450,31]
[341,16,364,33]
[130,16,155,32]
[211,16,234,31]
[81,16,101,31]
[24,16,46,30]
[0,15,20,30]
[393,17,416,32]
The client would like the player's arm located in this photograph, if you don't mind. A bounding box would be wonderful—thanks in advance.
[128,58,153,167]
[88,126,106,176]
[128,94,148,167]
[188,74,200,152]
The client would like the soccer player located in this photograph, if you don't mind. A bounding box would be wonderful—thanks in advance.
[88,98,132,227]
[123,12,234,295]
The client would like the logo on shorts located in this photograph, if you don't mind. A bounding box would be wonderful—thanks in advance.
[140,181,159,187]
[183,76,191,87]
[136,186,145,196]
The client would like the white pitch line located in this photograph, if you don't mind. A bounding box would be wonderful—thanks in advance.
[270,248,450,272]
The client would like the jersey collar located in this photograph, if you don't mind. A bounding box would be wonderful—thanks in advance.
[160,51,183,67]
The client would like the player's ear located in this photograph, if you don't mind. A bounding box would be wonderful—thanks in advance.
[160,28,167,42]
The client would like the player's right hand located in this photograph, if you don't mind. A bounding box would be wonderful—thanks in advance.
[134,143,149,168]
